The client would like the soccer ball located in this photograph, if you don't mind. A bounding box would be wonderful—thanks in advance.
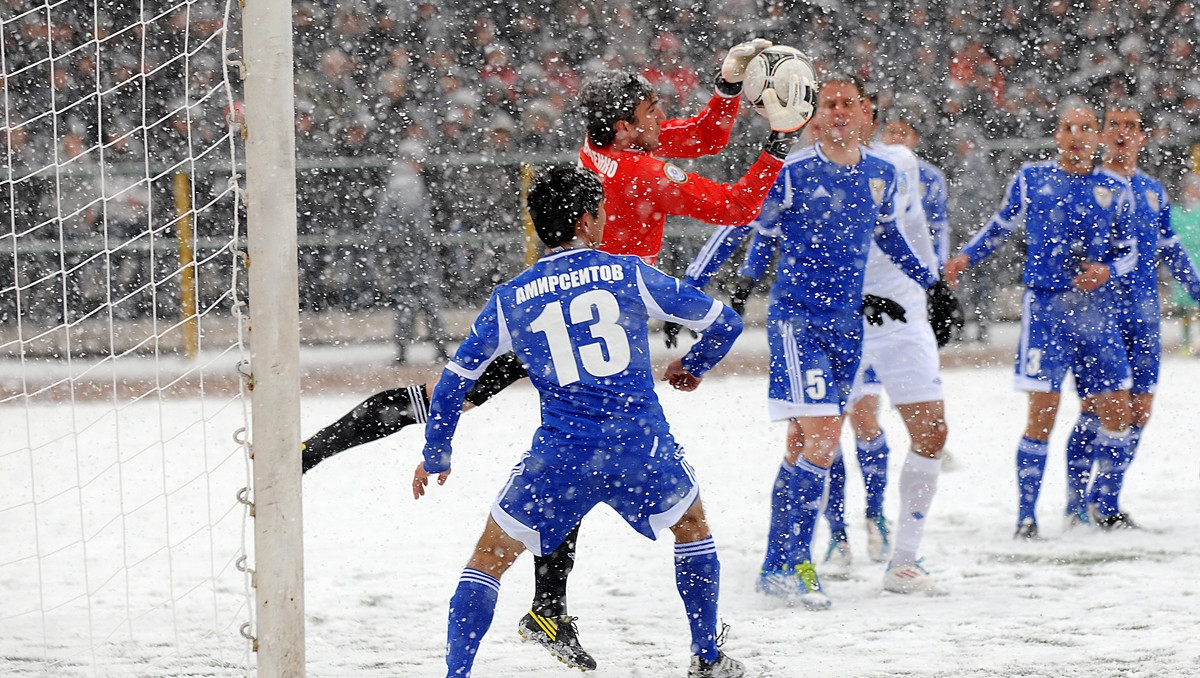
[742,45,817,117]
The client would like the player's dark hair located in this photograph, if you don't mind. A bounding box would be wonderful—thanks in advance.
[816,71,867,99]
[864,89,880,123]
[1102,104,1143,123]
[1055,95,1096,120]
[578,70,654,147]
[527,166,604,248]
[884,108,920,131]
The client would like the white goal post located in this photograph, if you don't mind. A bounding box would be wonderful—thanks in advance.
[241,0,305,673]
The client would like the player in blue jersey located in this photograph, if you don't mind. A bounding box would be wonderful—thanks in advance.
[736,74,939,609]
[944,102,1138,540]
[1066,106,1200,530]
[413,166,746,678]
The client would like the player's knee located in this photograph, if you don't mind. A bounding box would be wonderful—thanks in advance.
[923,418,948,454]
[669,500,710,542]
[849,410,881,440]
[1131,397,1152,428]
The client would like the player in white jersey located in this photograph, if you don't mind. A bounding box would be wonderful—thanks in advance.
[822,95,954,595]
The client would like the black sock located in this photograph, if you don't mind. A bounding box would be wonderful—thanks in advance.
[532,522,580,618]
[302,384,429,473]
[465,352,528,407]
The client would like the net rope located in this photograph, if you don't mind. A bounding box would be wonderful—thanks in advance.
[0,0,252,674]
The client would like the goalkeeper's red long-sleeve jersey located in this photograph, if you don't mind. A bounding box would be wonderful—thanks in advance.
[578,89,784,264]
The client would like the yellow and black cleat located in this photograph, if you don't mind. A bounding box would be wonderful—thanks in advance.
[517,610,597,671]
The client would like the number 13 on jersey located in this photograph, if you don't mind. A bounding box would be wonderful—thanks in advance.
[530,289,633,385]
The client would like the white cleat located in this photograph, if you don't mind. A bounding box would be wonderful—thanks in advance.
[791,561,833,610]
[882,561,948,596]
[755,570,795,599]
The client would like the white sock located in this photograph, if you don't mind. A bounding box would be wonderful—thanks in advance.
[890,451,942,568]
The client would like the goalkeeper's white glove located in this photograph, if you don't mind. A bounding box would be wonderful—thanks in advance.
[760,75,816,160]
[761,74,815,133]
[720,38,772,83]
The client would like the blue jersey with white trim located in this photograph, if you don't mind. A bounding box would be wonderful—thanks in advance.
[962,161,1136,292]
[1103,168,1200,309]
[423,247,742,472]
[751,144,937,322]
[918,158,950,265]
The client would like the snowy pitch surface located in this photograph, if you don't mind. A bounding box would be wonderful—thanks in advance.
[303,355,1200,678]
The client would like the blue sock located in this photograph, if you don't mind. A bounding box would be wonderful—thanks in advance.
[824,448,847,535]
[1126,425,1143,457]
[1065,413,1099,516]
[1108,425,1143,511]
[446,568,501,677]
[786,458,830,567]
[675,537,721,662]
[761,460,795,572]
[857,434,889,520]
[1093,428,1132,516]
[1016,437,1049,524]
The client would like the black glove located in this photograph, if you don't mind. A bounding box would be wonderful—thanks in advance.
[926,279,965,348]
[663,321,698,348]
[729,275,757,317]
[862,294,907,326]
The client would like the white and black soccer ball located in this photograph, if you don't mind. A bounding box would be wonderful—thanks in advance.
[742,45,818,118]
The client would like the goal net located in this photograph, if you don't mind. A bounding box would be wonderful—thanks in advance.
[0,0,260,674]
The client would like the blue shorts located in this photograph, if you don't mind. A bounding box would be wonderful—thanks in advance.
[766,312,863,419]
[1014,288,1131,396]
[1115,294,1161,395]
[490,437,698,556]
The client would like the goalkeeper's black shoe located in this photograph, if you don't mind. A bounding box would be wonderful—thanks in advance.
[689,651,745,678]
[517,611,597,671]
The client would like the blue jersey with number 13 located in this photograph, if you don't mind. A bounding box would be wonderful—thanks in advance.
[423,248,741,472]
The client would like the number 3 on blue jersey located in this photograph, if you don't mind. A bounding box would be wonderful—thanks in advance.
[530,289,632,385]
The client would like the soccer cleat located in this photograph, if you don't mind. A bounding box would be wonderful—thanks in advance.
[517,611,597,671]
[865,515,893,562]
[822,530,853,576]
[1096,512,1140,531]
[1064,509,1092,531]
[882,561,947,596]
[791,561,833,610]
[755,569,795,599]
[688,651,745,678]
[1014,517,1040,540]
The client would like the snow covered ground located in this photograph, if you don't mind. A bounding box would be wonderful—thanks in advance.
[3,325,1199,677]
[301,336,1200,678]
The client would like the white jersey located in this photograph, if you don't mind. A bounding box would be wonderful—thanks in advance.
[861,142,938,337]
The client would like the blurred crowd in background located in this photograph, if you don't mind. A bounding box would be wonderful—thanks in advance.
[288,0,1200,159]
[3,1,1200,349]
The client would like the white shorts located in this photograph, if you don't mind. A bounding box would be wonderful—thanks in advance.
[850,317,943,406]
